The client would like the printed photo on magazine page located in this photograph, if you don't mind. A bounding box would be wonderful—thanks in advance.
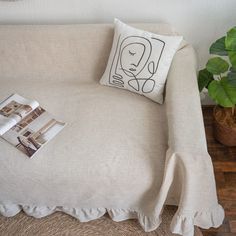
[0,94,65,158]
[0,93,39,135]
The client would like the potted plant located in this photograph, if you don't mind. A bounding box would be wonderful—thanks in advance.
[198,26,236,146]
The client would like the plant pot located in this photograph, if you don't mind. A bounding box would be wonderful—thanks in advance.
[213,106,236,146]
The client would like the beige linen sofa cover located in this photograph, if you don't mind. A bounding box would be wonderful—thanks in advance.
[0,24,224,236]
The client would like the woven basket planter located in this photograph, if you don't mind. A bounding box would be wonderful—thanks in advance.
[213,106,236,147]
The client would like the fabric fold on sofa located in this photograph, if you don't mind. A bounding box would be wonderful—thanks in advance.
[162,41,225,235]
[155,150,225,236]
[170,203,224,236]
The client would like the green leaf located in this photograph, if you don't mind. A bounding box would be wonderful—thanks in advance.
[228,51,236,68]
[208,78,236,107]
[210,37,228,56]
[206,57,229,75]
[198,68,214,92]
[222,76,236,104]
[226,26,236,51]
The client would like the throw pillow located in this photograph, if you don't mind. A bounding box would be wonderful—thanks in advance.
[100,19,183,103]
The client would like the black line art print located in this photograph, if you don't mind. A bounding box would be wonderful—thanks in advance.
[109,35,165,93]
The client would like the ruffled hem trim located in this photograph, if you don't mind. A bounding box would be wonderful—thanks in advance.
[170,204,225,236]
[0,203,224,235]
[0,203,161,232]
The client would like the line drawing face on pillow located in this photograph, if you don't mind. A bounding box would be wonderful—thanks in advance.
[109,36,165,93]
[120,42,150,77]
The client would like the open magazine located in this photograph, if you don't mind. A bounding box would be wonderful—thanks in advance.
[0,94,65,158]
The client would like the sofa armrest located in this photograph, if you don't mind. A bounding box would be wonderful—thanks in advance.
[165,42,207,153]
[160,43,224,236]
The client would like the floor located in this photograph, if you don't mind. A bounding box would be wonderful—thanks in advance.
[202,106,236,236]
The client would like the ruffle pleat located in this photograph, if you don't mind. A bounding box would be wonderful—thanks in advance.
[0,203,224,236]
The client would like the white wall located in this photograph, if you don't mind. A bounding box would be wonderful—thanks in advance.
[0,0,235,69]
[0,0,235,68]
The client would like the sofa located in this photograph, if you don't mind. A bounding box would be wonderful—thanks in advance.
[0,23,224,236]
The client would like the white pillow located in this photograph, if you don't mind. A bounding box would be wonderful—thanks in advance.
[100,19,183,103]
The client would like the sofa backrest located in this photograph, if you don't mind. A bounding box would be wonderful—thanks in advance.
[0,23,178,83]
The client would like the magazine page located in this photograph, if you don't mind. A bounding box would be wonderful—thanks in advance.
[0,94,39,135]
[2,106,65,158]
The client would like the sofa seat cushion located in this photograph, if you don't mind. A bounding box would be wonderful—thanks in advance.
[0,80,169,208]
